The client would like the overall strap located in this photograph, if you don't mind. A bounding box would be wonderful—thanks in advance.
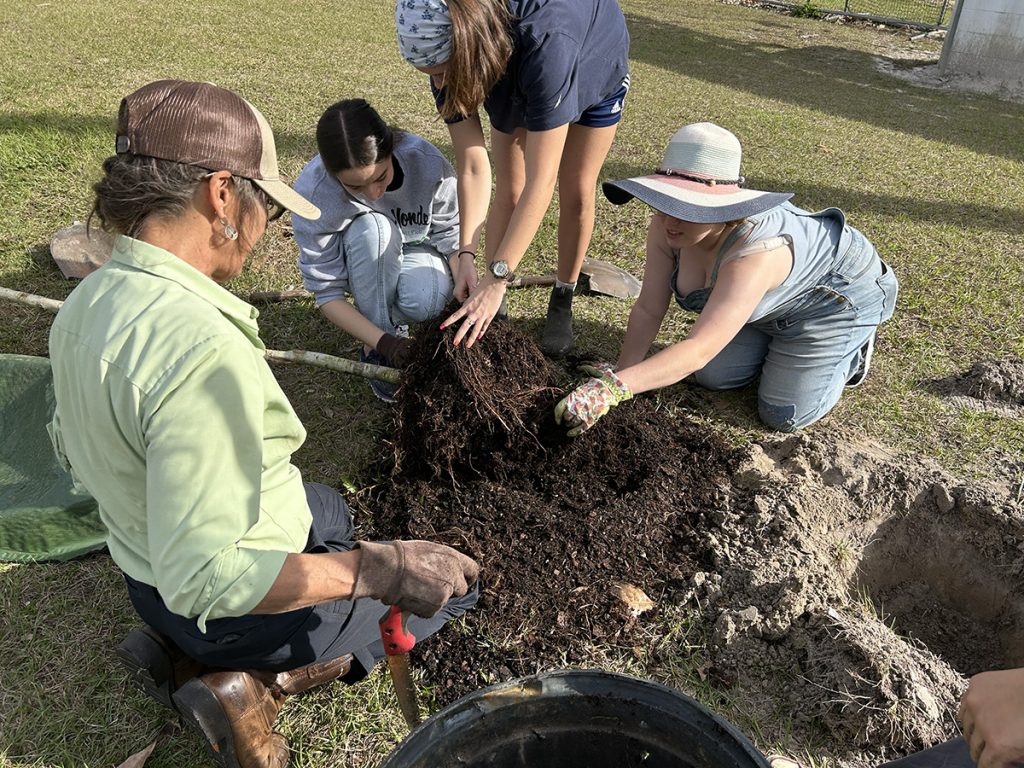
[708,220,756,287]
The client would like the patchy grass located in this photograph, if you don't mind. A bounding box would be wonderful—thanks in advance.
[1,0,1022,766]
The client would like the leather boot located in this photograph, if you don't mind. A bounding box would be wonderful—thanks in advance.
[540,284,574,358]
[116,625,204,711]
[172,654,353,768]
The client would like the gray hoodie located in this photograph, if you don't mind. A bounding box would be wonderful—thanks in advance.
[293,132,459,305]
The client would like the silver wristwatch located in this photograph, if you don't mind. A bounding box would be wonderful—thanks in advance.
[489,260,514,281]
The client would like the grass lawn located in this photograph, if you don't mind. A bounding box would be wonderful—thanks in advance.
[1,0,1021,766]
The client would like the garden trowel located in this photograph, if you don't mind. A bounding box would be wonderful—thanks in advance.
[510,257,641,299]
[380,605,422,729]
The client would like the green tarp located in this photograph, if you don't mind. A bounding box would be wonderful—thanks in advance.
[0,354,104,562]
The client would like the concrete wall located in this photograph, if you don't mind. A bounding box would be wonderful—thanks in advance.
[939,0,1024,98]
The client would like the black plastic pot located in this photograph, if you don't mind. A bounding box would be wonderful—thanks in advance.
[381,669,770,768]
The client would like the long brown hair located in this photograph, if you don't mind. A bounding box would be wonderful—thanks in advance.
[440,0,513,121]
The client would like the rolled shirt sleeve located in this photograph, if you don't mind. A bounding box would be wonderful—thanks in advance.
[294,224,350,307]
[143,338,303,631]
[293,159,355,307]
[428,173,460,258]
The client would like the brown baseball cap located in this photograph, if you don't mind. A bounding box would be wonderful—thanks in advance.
[116,79,320,221]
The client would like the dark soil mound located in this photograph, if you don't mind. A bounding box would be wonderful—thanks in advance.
[363,317,744,701]
[355,318,1015,760]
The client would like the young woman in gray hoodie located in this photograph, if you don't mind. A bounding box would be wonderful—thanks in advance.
[293,99,476,401]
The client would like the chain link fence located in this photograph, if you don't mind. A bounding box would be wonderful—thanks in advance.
[765,0,956,28]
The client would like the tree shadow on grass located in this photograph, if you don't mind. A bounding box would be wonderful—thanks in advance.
[600,158,1024,237]
[625,12,1024,164]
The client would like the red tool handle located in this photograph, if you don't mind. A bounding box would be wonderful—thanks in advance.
[379,604,417,656]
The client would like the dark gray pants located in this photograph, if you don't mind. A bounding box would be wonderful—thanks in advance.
[125,482,478,679]
[880,739,972,768]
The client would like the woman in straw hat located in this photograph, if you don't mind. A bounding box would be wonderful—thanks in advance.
[48,80,478,768]
[395,0,630,357]
[555,122,899,435]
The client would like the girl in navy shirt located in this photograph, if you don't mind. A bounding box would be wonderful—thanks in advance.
[396,0,630,357]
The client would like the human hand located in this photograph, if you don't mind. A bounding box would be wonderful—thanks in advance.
[453,256,479,302]
[959,667,1024,768]
[352,540,479,618]
[376,333,415,368]
[441,276,506,348]
[554,372,633,437]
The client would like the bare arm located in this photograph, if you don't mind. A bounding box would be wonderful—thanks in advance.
[319,298,385,350]
[442,125,569,347]
[617,219,676,370]
[490,124,568,271]
[448,115,491,258]
[616,245,789,395]
[251,550,361,614]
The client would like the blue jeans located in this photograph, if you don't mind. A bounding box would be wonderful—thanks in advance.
[678,236,898,431]
[344,211,453,336]
[125,483,478,678]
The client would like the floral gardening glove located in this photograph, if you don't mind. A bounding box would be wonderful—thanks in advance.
[554,371,633,437]
[577,361,616,379]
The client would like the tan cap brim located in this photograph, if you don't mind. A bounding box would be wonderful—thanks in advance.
[254,178,320,221]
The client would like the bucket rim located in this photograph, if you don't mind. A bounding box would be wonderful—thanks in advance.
[381,668,769,768]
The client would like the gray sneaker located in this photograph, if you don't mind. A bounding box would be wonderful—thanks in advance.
[360,348,398,403]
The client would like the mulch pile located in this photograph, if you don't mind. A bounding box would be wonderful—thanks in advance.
[360,315,744,703]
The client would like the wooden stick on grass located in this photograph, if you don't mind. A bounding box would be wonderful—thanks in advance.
[0,286,400,384]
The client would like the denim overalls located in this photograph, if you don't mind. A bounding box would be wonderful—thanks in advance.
[673,203,898,431]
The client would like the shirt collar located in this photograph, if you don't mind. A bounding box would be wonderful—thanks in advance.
[109,235,261,333]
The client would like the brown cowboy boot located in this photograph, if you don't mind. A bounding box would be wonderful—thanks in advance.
[172,654,353,768]
[116,625,204,710]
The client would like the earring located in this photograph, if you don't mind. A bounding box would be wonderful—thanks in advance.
[221,219,239,241]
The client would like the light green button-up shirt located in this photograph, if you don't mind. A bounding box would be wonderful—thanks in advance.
[48,236,312,632]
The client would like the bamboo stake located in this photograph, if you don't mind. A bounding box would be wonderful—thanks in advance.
[0,286,400,384]
[0,287,63,314]
[264,349,399,383]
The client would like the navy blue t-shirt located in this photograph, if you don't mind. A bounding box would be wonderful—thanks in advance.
[432,0,629,133]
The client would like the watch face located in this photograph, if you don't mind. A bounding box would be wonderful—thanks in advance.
[490,261,510,279]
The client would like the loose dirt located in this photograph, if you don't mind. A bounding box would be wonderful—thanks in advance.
[359,320,1024,765]
[927,357,1024,419]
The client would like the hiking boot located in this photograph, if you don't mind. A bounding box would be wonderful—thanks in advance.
[172,654,353,768]
[846,333,876,388]
[360,348,398,403]
[116,625,203,711]
[540,284,574,358]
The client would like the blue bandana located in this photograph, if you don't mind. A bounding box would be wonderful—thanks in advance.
[396,0,453,68]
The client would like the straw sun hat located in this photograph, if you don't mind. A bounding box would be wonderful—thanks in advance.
[602,123,792,224]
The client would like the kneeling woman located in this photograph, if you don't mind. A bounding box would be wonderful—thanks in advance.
[556,122,898,435]
[294,99,477,401]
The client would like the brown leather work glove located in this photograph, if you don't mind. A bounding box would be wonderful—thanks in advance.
[376,334,415,368]
[352,540,479,618]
